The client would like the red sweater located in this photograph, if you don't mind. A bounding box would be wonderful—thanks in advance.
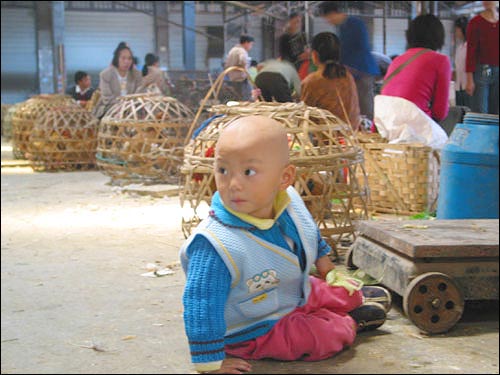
[381,48,451,121]
[466,15,499,72]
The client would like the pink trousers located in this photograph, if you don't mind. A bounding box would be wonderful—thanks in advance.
[225,276,363,361]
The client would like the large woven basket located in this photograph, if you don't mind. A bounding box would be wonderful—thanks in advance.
[1,104,12,137]
[28,105,99,171]
[185,66,257,140]
[1,103,22,141]
[11,94,78,159]
[357,133,440,215]
[180,101,369,249]
[85,89,101,112]
[96,93,194,184]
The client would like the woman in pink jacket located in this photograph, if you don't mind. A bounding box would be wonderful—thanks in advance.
[381,14,451,122]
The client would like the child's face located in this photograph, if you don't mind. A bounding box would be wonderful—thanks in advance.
[214,116,295,219]
[78,75,91,90]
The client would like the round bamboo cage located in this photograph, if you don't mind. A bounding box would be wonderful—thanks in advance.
[28,105,99,171]
[85,89,101,113]
[12,94,78,159]
[1,103,22,141]
[1,104,12,137]
[96,93,194,184]
[185,66,257,139]
[180,101,369,249]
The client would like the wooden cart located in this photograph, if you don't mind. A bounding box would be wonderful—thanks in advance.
[347,219,499,334]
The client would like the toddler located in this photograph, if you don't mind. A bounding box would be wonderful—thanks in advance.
[180,115,390,373]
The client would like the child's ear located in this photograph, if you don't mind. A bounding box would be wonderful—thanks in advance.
[279,164,296,190]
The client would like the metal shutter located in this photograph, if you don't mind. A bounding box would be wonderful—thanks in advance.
[311,17,336,36]
[248,18,263,64]
[64,10,154,86]
[168,11,185,70]
[373,18,409,57]
[1,8,37,103]
[373,18,454,60]
[383,18,409,57]
[196,12,223,71]
[372,18,385,54]
[441,20,454,60]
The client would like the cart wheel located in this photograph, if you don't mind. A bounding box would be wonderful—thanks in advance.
[345,246,358,270]
[403,272,464,334]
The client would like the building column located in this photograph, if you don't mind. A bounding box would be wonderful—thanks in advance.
[35,1,65,94]
[182,1,196,71]
[154,2,170,70]
[52,1,65,93]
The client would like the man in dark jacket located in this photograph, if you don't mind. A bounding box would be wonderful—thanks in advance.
[278,12,311,79]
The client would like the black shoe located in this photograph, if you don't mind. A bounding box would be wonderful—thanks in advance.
[361,285,392,312]
[349,302,387,332]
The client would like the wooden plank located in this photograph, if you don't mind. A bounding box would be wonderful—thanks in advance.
[356,219,499,258]
[120,184,180,198]
[1,160,32,167]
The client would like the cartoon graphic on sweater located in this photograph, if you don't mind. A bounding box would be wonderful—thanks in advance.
[246,269,280,294]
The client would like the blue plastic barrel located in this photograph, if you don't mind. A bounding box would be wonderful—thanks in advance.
[437,115,499,219]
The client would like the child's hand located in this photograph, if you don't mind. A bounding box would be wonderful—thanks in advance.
[315,255,335,279]
[206,358,252,374]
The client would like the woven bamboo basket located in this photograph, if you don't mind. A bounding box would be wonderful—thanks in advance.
[180,101,369,251]
[1,104,12,137]
[1,103,22,141]
[185,66,257,139]
[96,93,194,184]
[357,133,440,215]
[27,105,99,171]
[85,89,100,112]
[12,94,78,159]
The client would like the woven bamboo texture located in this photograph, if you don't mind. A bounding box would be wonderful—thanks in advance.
[12,94,78,159]
[85,89,101,112]
[27,105,99,171]
[1,103,21,141]
[185,66,257,141]
[96,93,194,184]
[358,134,440,215]
[1,104,12,137]
[180,101,369,248]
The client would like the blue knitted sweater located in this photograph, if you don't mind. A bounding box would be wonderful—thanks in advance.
[182,191,331,365]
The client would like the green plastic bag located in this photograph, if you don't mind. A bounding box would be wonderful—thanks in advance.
[325,269,363,295]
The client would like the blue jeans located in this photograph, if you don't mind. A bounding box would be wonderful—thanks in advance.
[472,64,499,114]
[455,90,472,109]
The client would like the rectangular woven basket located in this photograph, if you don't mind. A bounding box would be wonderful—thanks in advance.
[358,137,440,215]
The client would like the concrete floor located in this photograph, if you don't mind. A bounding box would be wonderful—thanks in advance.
[1,139,499,374]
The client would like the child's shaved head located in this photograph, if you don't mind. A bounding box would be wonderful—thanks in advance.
[214,115,295,219]
[217,115,289,166]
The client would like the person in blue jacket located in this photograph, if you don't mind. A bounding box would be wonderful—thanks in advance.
[316,1,380,120]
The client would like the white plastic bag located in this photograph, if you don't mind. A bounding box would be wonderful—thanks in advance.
[374,95,448,149]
